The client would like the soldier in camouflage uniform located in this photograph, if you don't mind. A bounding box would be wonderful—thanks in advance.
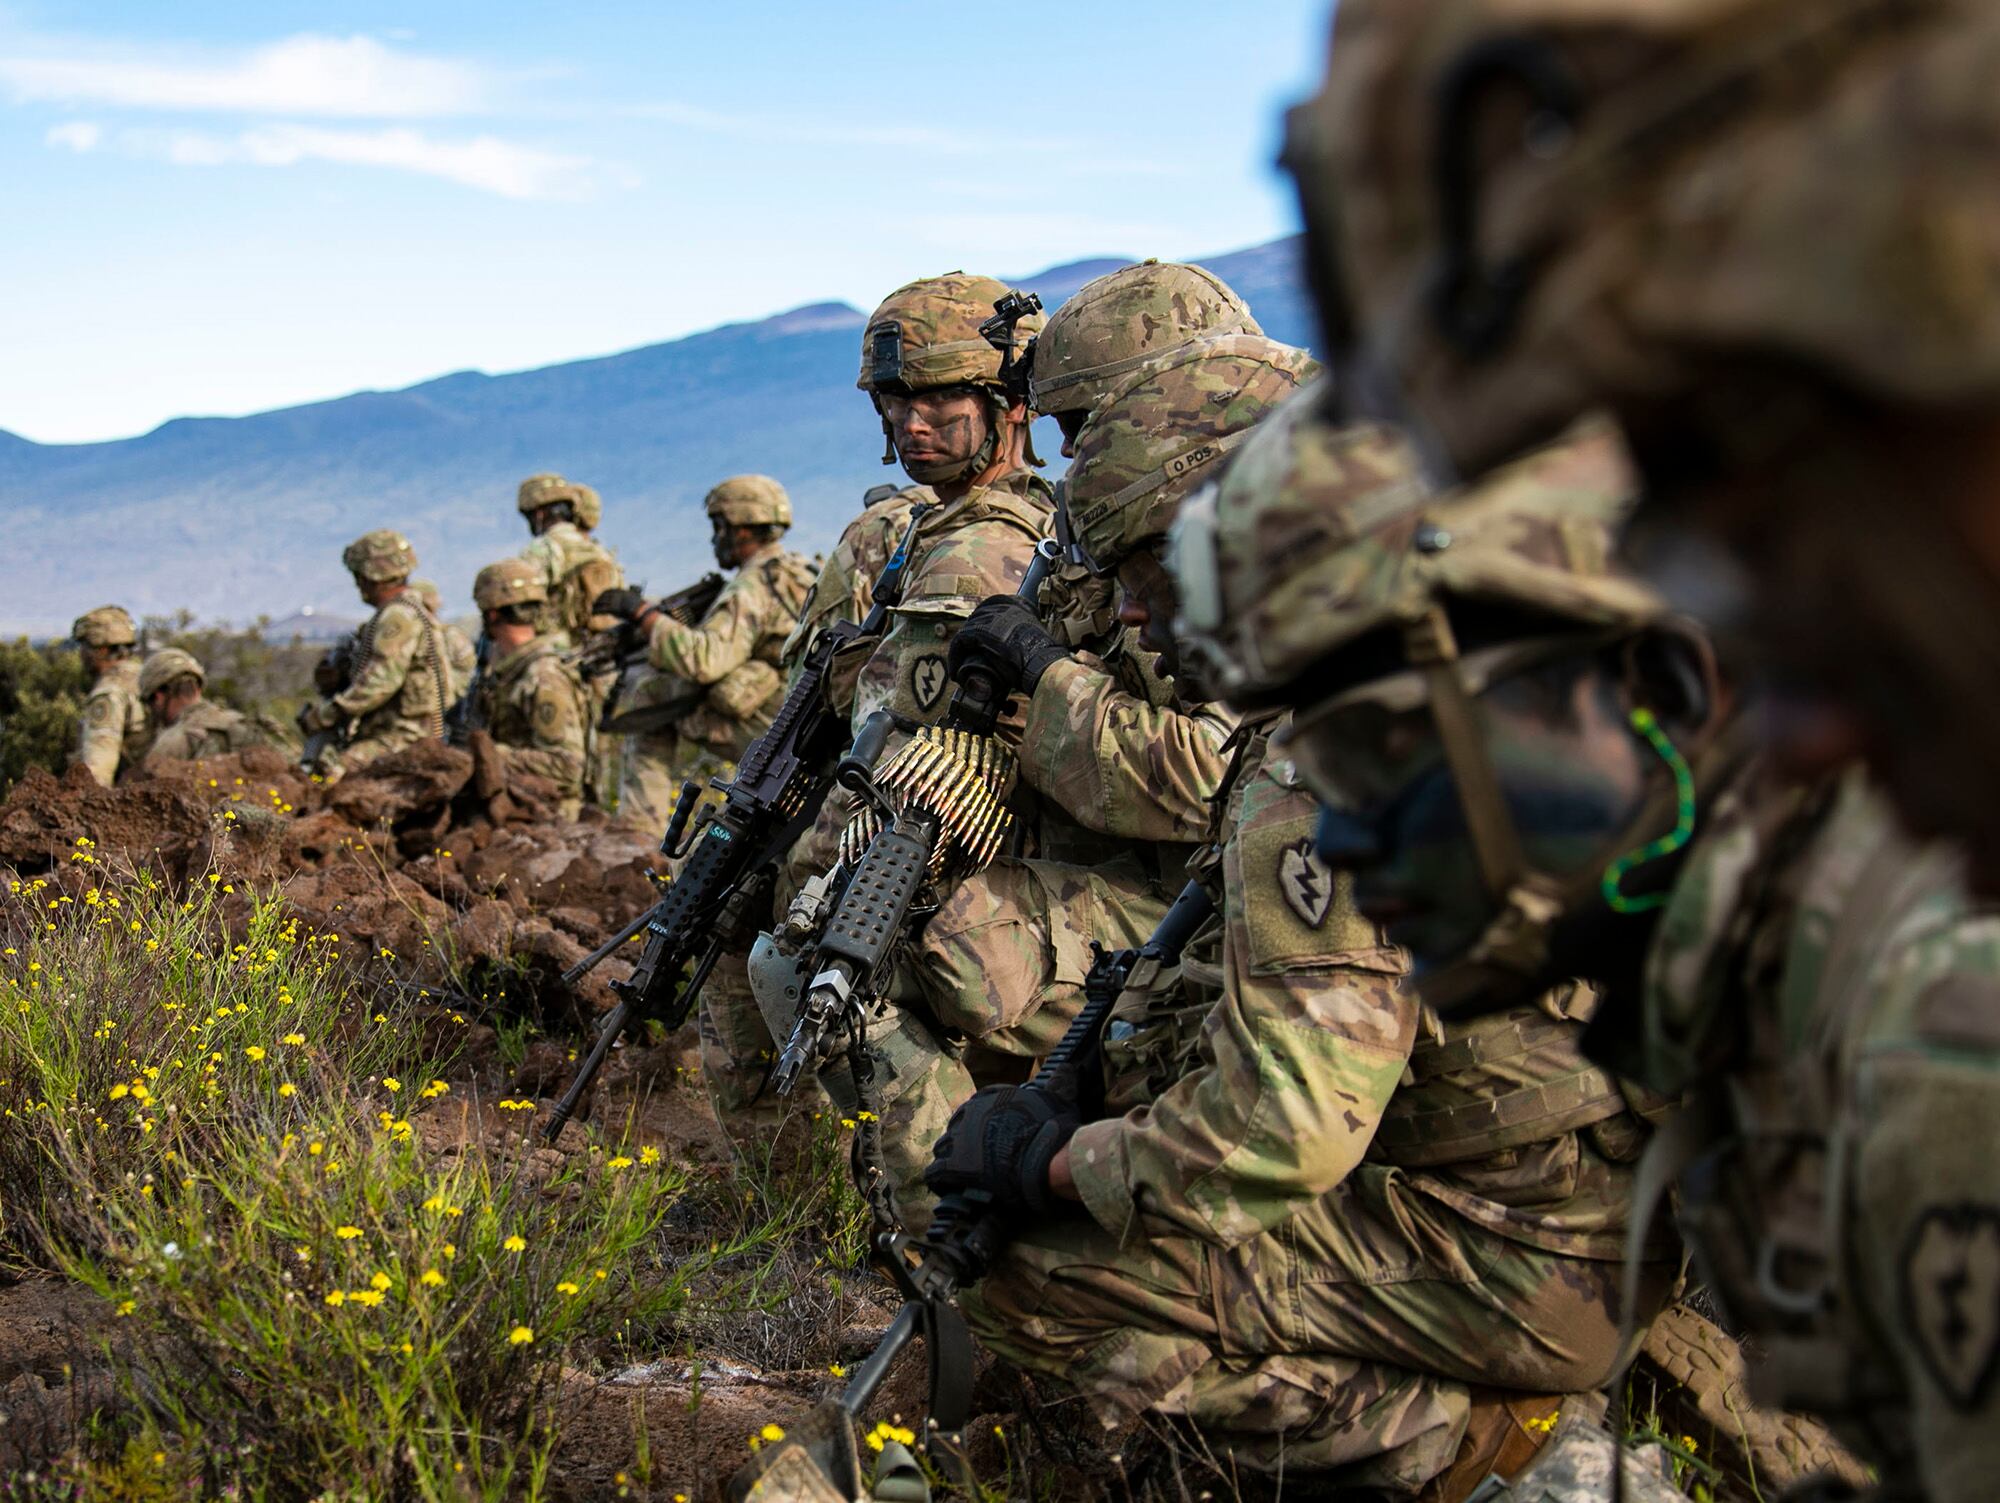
[595,475,817,1120]
[139,649,276,763]
[69,605,149,786]
[778,482,931,691]
[920,398,1679,1495]
[1285,0,2000,899]
[468,559,592,820]
[849,333,1314,1232]
[517,471,624,804]
[600,474,817,836]
[299,531,454,783]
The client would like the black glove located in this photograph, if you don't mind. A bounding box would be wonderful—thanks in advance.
[923,1084,1079,1218]
[593,587,648,622]
[948,595,1069,698]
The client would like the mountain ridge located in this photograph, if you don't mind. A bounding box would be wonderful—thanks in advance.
[0,236,1309,635]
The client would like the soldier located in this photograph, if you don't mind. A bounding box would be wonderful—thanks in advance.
[68,605,149,786]
[924,397,1680,1495]
[779,482,931,689]
[138,649,274,763]
[1174,392,1963,1495]
[298,531,453,783]
[853,332,1309,1231]
[516,472,625,644]
[597,475,817,831]
[467,559,592,821]
[412,579,477,702]
[1284,0,2000,894]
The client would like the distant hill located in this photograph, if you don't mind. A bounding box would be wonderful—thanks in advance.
[0,237,1310,636]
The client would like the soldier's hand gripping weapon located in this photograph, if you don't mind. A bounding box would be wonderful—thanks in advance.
[761,537,1062,1098]
[444,632,492,748]
[727,880,1215,1502]
[568,572,727,733]
[539,511,931,1144]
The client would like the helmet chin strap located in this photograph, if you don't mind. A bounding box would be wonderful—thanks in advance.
[1393,606,1697,1018]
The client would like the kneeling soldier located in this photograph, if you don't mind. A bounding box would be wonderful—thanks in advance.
[470,558,593,821]
[140,649,275,763]
[70,605,149,785]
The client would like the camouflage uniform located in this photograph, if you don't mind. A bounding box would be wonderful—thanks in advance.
[139,648,272,764]
[516,473,625,645]
[964,718,1674,1490]
[70,606,149,786]
[955,393,1677,1492]
[1627,771,2000,1503]
[779,484,931,691]
[470,558,593,820]
[303,532,453,781]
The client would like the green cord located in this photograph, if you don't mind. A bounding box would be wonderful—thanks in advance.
[1600,708,1696,914]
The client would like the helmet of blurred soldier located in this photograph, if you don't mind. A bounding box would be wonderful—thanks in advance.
[71,604,137,648]
[1032,260,1262,419]
[1284,0,2000,485]
[855,272,1043,396]
[342,529,417,584]
[517,472,580,516]
[571,482,602,530]
[1066,333,1318,577]
[139,647,205,700]
[704,474,793,528]
[473,557,549,613]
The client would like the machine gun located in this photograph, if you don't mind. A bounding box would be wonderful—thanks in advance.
[539,513,930,1142]
[729,880,1216,1500]
[761,538,1062,1097]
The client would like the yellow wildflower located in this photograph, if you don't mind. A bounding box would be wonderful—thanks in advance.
[324,1290,346,1307]
[503,1234,526,1252]
[335,1225,362,1240]
[244,1046,266,1061]
[369,1271,392,1291]
[556,1281,579,1295]
[508,1325,534,1346]
[420,1268,445,1287]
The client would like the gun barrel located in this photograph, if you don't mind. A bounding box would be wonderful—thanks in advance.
[542,997,631,1141]
[562,906,656,985]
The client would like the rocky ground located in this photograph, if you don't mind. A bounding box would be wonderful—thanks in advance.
[0,747,1869,1501]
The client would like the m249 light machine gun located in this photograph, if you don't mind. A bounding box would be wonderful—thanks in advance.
[728,880,1216,1502]
[538,512,929,1142]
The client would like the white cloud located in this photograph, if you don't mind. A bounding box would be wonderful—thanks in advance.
[75,123,602,200]
[45,120,100,152]
[0,33,491,118]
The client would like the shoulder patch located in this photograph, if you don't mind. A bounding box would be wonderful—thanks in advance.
[84,695,116,726]
[1277,838,1335,929]
[911,653,948,713]
[1902,1202,2000,1412]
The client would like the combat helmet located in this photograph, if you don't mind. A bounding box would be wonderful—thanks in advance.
[342,530,417,584]
[1066,332,1317,575]
[1031,260,1262,419]
[1170,395,1657,1012]
[138,648,205,700]
[71,604,137,649]
[473,557,548,613]
[704,475,792,528]
[857,272,1046,485]
[1282,0,2000,486]
[517,472,580,516]
[571,482,602,531]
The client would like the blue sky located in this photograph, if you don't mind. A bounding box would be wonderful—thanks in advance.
[0,2,1330,445]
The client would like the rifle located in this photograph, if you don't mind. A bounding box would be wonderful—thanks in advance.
[764,537,1062,1096]
[567,572,724,685]
[730,880,1216,1500]
[540,510,932,1143]
[300,630,361,764]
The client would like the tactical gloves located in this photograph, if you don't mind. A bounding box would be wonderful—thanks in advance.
[923,1084,1080,1218]
[948,595,1069,699]
[297,699,343,735]
[592,587,648,623]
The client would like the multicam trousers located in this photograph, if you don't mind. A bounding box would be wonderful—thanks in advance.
[963,1163,1676,1494]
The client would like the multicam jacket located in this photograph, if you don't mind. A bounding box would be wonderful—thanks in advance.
[781,486,932,684]
[520,520,624,644]
[75,658,149,786]
[644,542,816,759]
[143,700,272,764]
[333,594,453,749]
[1071,723,1664,1264]
[478,634,592,819]
[1637,769,2000,1503]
